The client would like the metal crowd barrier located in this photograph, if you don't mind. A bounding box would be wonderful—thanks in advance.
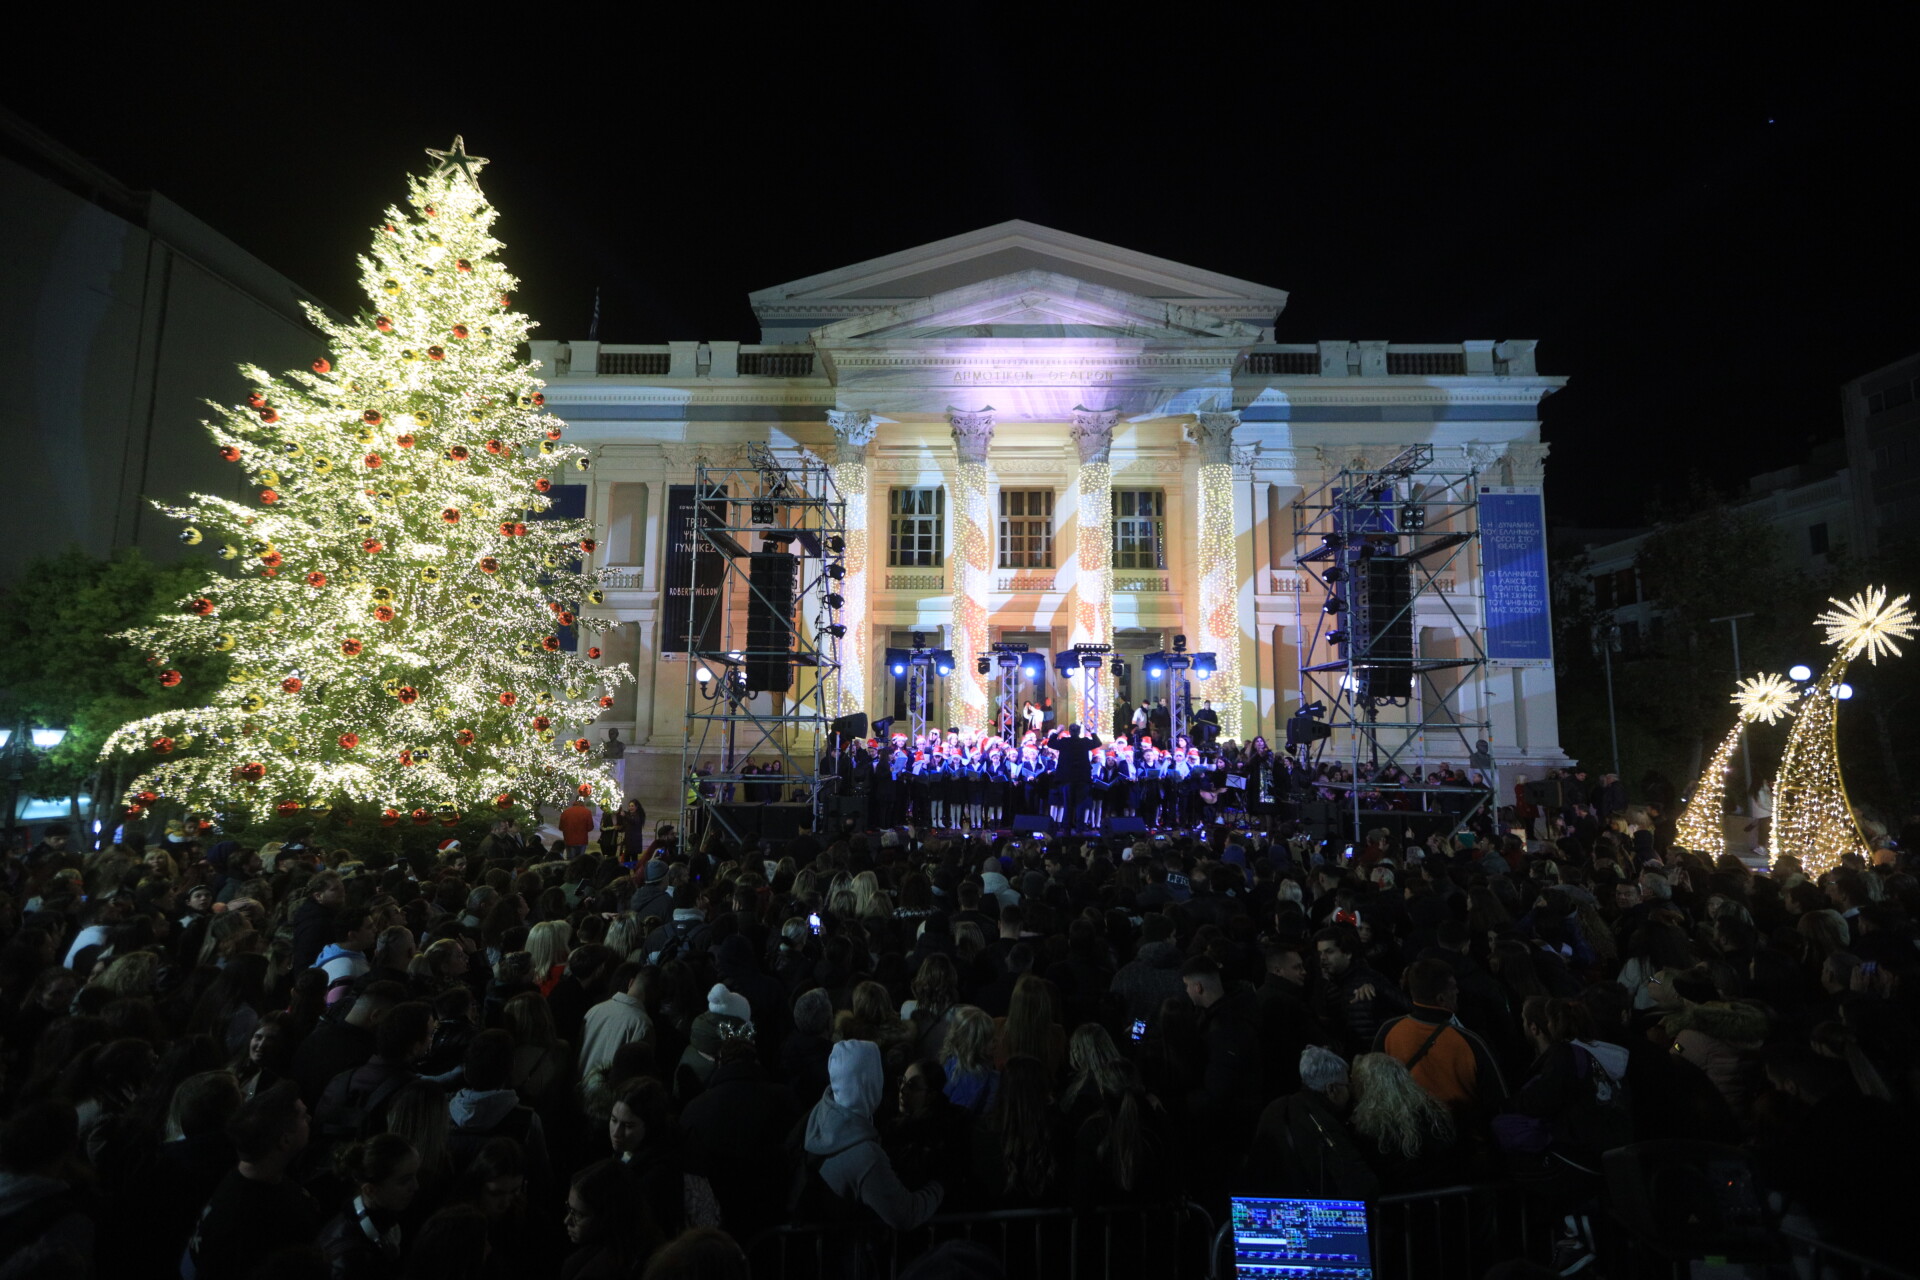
[745,1200,1213,1280]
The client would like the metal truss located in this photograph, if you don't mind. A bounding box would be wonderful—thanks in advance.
[1292,446,1495,838]
[679,448,847,845]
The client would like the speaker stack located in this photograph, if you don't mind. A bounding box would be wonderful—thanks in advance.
[746,552,797,692]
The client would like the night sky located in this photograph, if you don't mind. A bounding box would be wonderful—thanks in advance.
[7,15,1916,529]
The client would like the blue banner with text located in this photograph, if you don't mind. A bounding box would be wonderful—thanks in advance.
[1481,488,1553,665]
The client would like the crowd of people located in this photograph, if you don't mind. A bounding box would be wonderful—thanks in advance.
[0,750,1914,1278]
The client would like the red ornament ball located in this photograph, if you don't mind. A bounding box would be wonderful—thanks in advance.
[494,792,513,809]
[260,489,280,505]
[427,346,446,361]
[531,716,552,731]
[441,508,460,523]
[396,686,419,704]
[186,597,214,616]
[597,695,613,709]
[152,735,176,753]
[498,521,516,537]
[381,808,401,827]
[478,557,500,574]
[423,204,437,218]
[395,434,415,449]
[362,539,384,555]
[451,325,469,339]
[499,690,518,707]
[544,427,562,441]
[532,393,545,407]
[534,478,551,493]
[456,729,477,746]
[580,539,597,553]
[374,606,396,622]
[340,637,364,655]
[312,358,331,374]
[140,790,160,804]
[498,294,511,307]
[259,408,279,423]
[276,801,303,816]
[362,410,384,425]
[541,635,561,652]
[219,446,241,462]
[578,783,594,797]
[587,647,601,660]
[456,259,472,273]
[398,750,416,767]
[261,551,284,567]
[234,761,267,782]
[447,445,470,461]
[411,807,431,825]
[375,316,394,333]
[281,677,304,693]
[158,669,182,687]
[247,393,266,409]
[306,571,328,588]
[571,737,591,753]
[364,453,383,469]
[338,733,359,750]
[557,610,575,627]
[485,439,505,455]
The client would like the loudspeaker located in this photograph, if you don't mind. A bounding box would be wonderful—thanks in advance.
[712,803,762,841]
[1604,1142,1777,1263]
[1354,559,1413,699]
[746,552,797,693]
[761,802,811,842]
[1012,815,1051,833]
[1107,816,1148,834]
[828,794,869,831]
[830,713,869,743]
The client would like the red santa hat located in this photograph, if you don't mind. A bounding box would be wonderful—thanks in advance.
[437,838,460,853]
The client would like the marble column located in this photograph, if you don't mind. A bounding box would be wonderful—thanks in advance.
[948,407,995,734]
[827,410,877,719]
[1070,406,1119,738]
[1191,411,1244,742]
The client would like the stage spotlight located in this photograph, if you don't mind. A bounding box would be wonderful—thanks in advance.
[825,624,846,639]
[826,535,845,554]
[1324,597,1348,614]
[891,660,907,676]
[1023,660,1041,678]
[936,655,954,677]
[1080,653,1103,670]
[1193,653,1216,679]
[825,563,846,580]
[824,593,844,610]
[1322,567,1348,584]
[1326,629,1349,646]
[1173,634,1188,653]
[1055,651,1079,676]
[913,632,926,648]
[977,656,992,675]
[751,499,775,524]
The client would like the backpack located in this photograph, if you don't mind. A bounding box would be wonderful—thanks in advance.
[316,1069,409,1142]
[653,918,708,967]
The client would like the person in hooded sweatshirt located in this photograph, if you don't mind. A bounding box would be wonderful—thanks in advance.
[802,1040,944,1229]
[447,1030,550,1193]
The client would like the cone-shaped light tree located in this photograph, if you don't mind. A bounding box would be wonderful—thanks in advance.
[102,139,630,833]
[1771,587,1915,875]
[1674,672,1797,856]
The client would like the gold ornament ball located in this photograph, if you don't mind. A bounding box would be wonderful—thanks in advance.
[180,526,203,545]
[218,544,239,560]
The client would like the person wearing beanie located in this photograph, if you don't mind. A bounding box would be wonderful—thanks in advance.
[675,986,750,1104]
[632,858,674,925]
[802,1041,943,1229]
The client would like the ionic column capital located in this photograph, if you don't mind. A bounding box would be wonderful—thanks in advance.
[1069,405,1120,467]
[947,406,996,465]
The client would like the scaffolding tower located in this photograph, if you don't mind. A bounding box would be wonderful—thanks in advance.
[679,445,847,845]
[1292,446,1495,841]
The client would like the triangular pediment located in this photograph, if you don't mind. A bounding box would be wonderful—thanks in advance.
[809,270,1264,345]
[749,220,1285,343]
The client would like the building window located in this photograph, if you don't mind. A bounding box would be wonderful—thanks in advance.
[1809,521,1830,555]
[1113,490,1166,570]
[998,490,1054,568]
[888,487,945,567]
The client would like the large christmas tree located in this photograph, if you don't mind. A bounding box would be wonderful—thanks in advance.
[102,139,629,835]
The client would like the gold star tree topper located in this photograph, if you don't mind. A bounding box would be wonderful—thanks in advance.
[1816,587,1918,665]
[1733,672,1798,725]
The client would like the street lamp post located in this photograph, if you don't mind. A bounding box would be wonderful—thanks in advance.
[1592,624,1622,778]
[1711,612,1758,814]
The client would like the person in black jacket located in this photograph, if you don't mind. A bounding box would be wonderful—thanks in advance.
[1053,724,1096,832]
[189,1082,323,1280]
[292,872,345,970]
[676,1031,795,1238]
[317,1134,420,1280]
[1180,958,1266,1119]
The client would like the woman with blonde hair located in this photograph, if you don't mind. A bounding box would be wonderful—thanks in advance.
[905,954,961,1060]
[850,870,881,918]
[1349,1052,1460,1189]
[603,913,644,963]
[502,991,571,1111]
[408,938,471,995]
[90,951,160,999]
[526,920,572,996]
[1058,1023,1129,1126]
[994,974,1065,1078]
[941,1005,1001,1115]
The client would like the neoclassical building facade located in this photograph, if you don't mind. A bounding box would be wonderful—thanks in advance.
[535,223,1567,812]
